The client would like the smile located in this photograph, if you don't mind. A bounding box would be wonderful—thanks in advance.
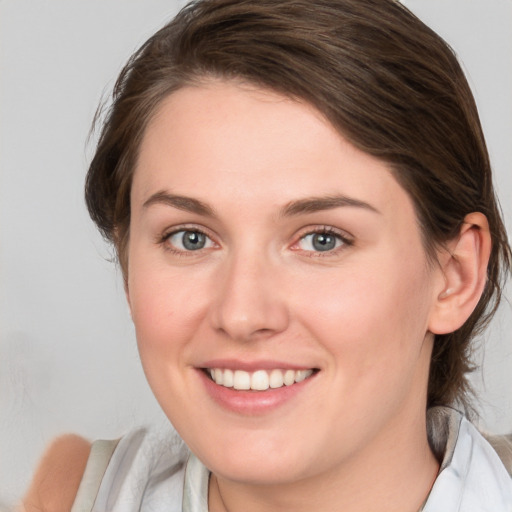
[206,368,315,391]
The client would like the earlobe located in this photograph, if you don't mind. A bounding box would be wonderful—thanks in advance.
[428,212,491,335]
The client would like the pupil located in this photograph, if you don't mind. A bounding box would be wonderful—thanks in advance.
[312,233,335,251]
[183,231,205,250]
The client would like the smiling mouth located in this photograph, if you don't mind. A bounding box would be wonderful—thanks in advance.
[204,368,317,391]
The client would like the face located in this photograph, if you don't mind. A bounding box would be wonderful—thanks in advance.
[127,81,442,485]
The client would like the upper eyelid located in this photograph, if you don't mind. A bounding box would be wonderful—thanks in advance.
[293,225,353,242]
[161,224,215,240]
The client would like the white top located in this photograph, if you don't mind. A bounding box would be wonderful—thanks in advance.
[77,407,512,512]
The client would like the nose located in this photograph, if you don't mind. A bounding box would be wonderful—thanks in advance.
[209,250,289,342]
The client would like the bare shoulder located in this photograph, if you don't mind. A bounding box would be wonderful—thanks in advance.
[22,434,91,512]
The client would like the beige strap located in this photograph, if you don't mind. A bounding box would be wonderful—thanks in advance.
[70,439,120,512]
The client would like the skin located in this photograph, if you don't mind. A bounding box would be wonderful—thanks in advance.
[127,80,445,512]
[22,435,90,512]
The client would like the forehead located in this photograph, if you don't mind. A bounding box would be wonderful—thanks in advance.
[132,80,412,220]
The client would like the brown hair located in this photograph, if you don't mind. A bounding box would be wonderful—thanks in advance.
[85,0,510,410]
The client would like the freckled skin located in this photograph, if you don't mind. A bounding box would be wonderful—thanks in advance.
[127,81,442,511]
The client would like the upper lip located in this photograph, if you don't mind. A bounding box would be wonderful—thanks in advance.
[198,359,318,372]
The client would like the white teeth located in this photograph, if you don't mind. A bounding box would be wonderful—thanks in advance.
[233,370,251,390]
[251,370,269,391]
[223,369,234,388]
[295,369,311,383]
[213,368,223,386]
[269,369,284,389]
[283,369,295,386]
[208,368,314,391]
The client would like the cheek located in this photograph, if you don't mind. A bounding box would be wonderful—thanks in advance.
[127,256,211,360]
[294,252,433,376]
[127,259,216,420]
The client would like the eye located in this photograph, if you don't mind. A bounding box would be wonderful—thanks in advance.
[296,230,349,253]
[166,229,215,252]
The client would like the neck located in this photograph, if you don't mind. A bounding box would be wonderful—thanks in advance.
[208,411,439,512]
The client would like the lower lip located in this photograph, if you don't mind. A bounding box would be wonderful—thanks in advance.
[198,369,317,415]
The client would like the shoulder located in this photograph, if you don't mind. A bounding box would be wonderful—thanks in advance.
[483,432,512,477]
[425,407,512,511]
[22,427,189,512]
[22,435,91,512]
[83,427,188,511]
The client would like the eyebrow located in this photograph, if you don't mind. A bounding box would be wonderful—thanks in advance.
[142,191,379,218]
[280,195,380,217]
[143,191,216,217]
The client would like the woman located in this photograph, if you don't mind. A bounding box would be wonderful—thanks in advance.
[23,0,512,510]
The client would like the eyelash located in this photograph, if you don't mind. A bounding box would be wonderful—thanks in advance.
[292,226,353,257]
[159,225,216,257]
[158,225,353,257]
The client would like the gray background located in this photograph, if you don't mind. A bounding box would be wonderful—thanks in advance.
[1,0,511,506]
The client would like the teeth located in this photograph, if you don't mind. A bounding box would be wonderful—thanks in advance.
[295,370,309,383]
[284,369,295,386]
[223,369,234,387]
[233,370,251,390]
[213,368,223,385]
[208,368,314,391]
[269,369,284,388]
[251,370,269,391]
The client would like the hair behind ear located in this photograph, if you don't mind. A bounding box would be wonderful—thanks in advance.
[427,212,499,410]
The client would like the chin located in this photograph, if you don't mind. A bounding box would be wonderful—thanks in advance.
[185,426,319,485]
[209,456,309,486]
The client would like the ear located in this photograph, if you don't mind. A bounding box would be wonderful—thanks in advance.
[428,212,491,335]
